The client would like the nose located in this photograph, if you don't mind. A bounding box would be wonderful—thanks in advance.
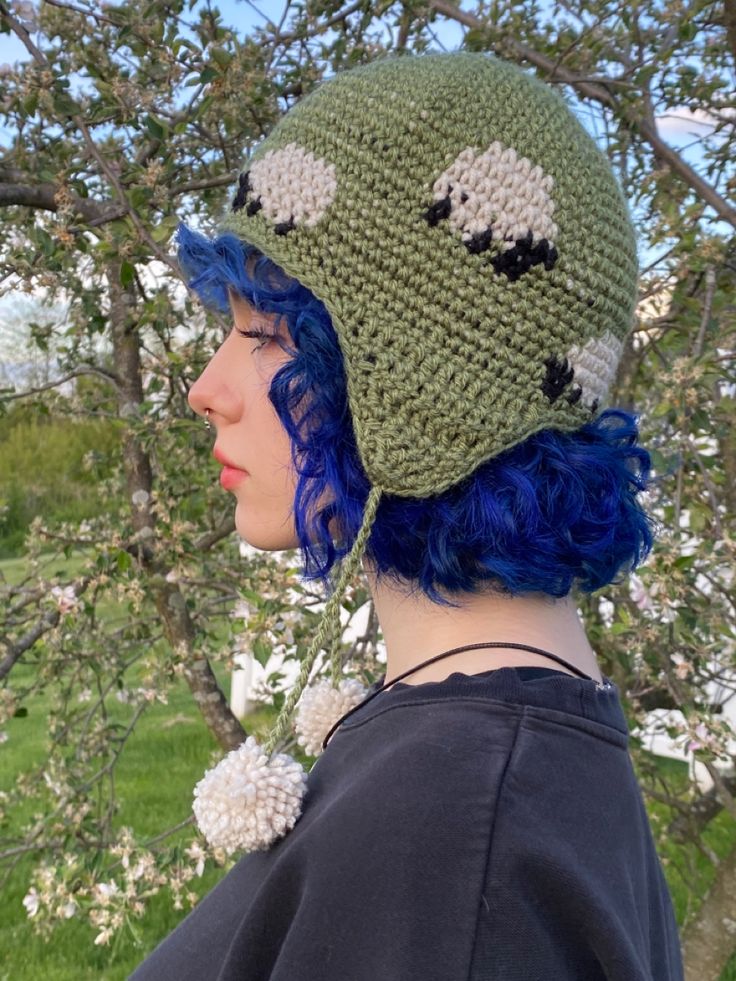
[187,338,243,425]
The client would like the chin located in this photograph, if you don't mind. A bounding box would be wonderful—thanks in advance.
[234,508,300,552]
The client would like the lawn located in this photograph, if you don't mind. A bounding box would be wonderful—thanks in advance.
[2,553,736,978]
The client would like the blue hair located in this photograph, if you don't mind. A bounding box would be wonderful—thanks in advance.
[176,220,664,609]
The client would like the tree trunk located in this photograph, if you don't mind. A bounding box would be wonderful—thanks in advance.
[681,842,736,980]
[107,258,245,752]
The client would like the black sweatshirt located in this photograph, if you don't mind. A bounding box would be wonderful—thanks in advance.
[130,665,684,980]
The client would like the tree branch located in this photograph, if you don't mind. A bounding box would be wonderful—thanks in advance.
[0,1,182,277]
[428,0,736,230]
[0,366,120,402]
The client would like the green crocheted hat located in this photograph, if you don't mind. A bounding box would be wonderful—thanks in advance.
[191,51,639,856]
[217,50,638,496]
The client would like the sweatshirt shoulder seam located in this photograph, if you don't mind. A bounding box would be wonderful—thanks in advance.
[466,707,525,981]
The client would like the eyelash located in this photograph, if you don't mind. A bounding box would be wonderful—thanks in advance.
[235,327,272,350]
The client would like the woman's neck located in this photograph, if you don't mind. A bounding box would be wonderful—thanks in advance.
[362,562,603,686]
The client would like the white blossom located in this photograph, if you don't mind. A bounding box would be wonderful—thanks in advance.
[22,887,40,917]
[51,585,79,615]
[94,927,113,946]
[630,573,657,612]
[92,881,119,906]
[131,489,150,509]
[230,599,253,621]
[184,840,207,877]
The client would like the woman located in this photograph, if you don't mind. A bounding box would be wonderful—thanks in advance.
[131,51,684,979]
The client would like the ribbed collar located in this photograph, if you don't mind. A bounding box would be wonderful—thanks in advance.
[339,666,629,738]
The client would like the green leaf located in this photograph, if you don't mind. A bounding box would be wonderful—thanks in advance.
[210,48,231,69]
[199,67,219,85]
[144,115,165,140]
[53,92,81,117]
[129,186,152,210]
[239,588,263,606]
[120,261,136,287]
[253,637,272,668]
[151,216,179,243]
[116,549,132,572]
[36,228,55,256]
[652,399,673,418]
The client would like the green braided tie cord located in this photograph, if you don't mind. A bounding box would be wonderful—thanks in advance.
[328,602,342,688]
[261,484,383,757]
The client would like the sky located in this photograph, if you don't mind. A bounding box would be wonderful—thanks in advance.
[0,0,730,305]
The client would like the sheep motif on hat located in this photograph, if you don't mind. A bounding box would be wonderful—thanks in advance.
[544,329,626,415]
[422,142,559,282]
[232,142,338,235]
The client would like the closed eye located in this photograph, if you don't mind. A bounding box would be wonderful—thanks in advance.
[234,327,272,350]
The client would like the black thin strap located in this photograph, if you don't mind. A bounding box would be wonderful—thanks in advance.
[321,641,600,750]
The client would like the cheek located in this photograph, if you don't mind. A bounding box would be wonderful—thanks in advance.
[241,372,295,471]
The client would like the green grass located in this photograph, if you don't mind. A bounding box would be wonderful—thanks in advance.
[0,550,90,586]
[2,553,736,977]
[0,551,283,979]
[0,655,281,980]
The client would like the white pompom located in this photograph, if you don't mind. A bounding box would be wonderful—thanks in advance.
[294,678,368,756]
[192,735,308,855]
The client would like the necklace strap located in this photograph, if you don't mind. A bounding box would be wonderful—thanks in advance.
[321,640,603,750]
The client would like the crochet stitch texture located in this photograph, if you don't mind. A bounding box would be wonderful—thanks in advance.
[217,51,639,499]
[191,52,641,855]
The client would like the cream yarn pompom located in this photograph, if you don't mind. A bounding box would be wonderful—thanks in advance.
[192,678,369,855]
[192,735,309,855]
[294,677,368,755]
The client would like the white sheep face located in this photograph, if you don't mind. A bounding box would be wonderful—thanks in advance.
[231,142,338,235]
[423,141,560,282]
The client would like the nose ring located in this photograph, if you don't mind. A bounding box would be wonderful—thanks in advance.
[204,408,211,431]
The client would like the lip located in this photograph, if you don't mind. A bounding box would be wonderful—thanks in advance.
[213,446,248,471]
[213,446,249,490]
[220,465,249,491]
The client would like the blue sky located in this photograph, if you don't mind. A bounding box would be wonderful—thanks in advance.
[0,0,729,279]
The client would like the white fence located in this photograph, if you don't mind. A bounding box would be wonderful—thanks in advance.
[230,546,735,794]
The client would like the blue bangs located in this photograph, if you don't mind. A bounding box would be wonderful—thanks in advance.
[176,220,663,608]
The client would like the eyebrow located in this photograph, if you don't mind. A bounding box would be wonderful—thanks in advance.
[227,287,254,317]
[227,289,284,338]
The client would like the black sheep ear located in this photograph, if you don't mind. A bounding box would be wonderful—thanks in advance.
[541,354,575,404]
[422,183,454,226]
[232,170,251,212]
